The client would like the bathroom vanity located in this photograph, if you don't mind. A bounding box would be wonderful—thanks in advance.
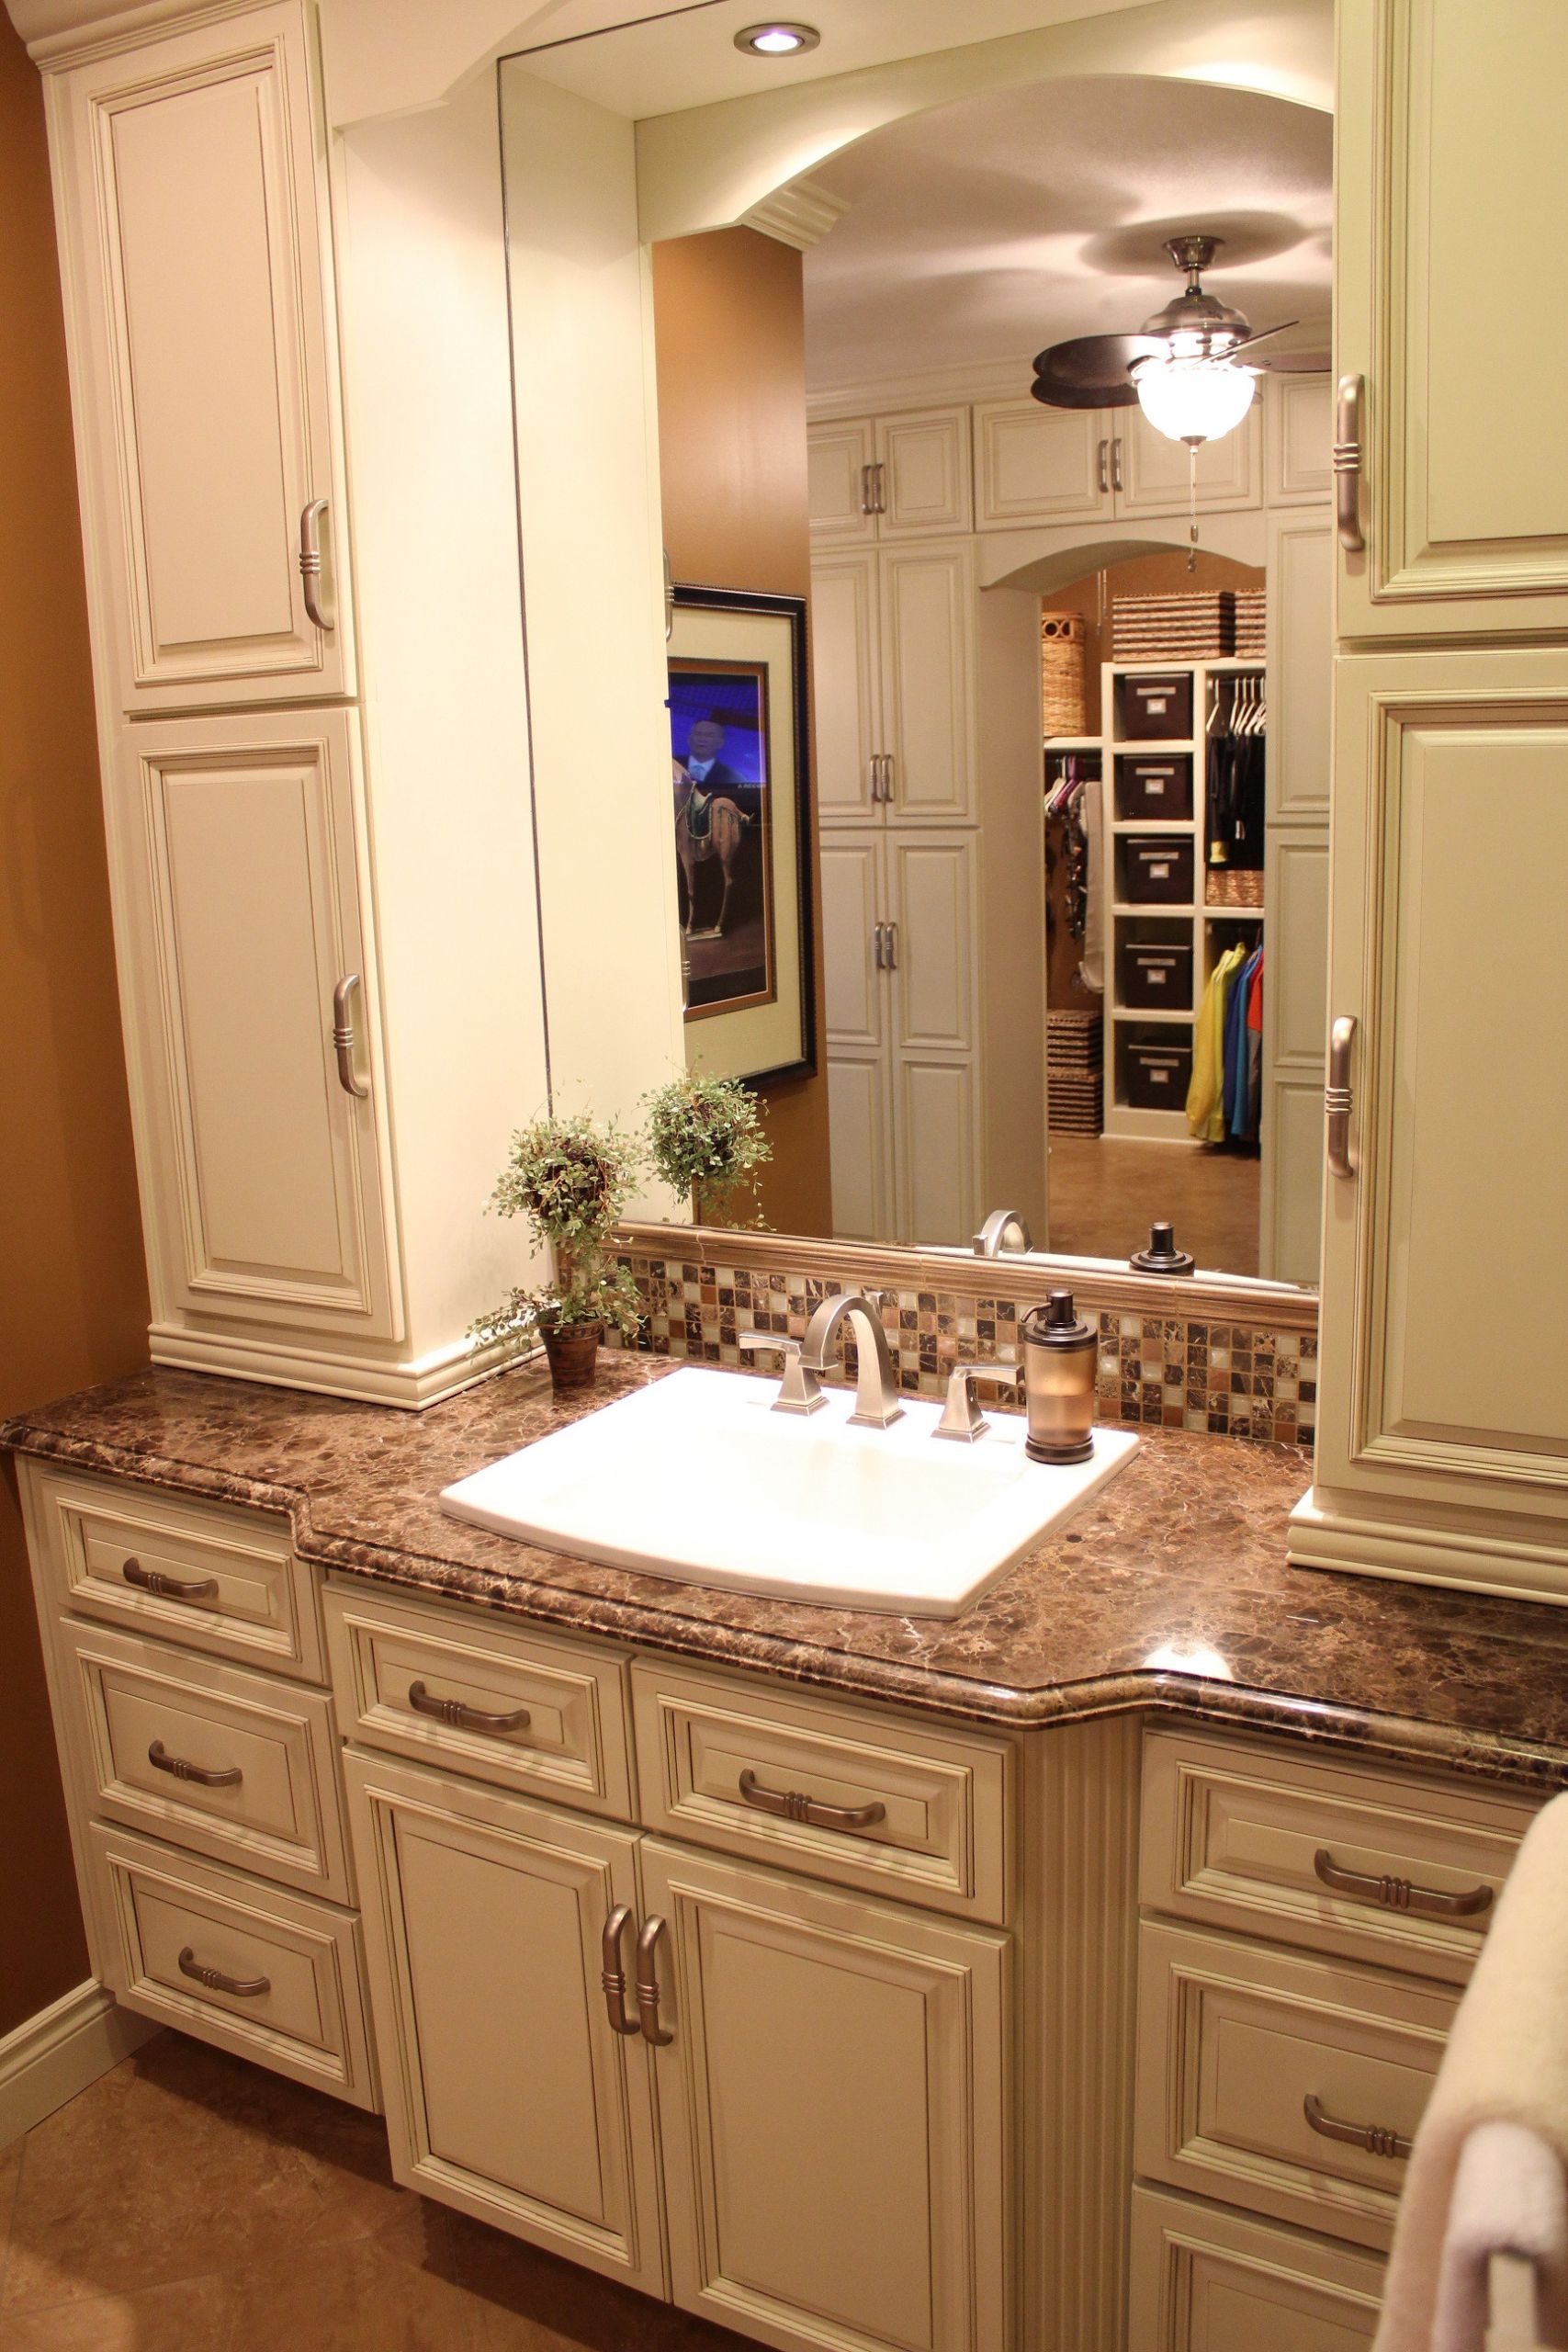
[7,1353,1562,2352]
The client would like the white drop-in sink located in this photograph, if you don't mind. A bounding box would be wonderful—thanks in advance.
[440,1366,1138,1618]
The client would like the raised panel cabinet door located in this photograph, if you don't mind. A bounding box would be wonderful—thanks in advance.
[1114,401,1261,519]
[879,543,977,823]
[1336,0,1568,639]
[820,833,886,1050]
[341,1749,665,2293]
[1265,376,1334,508]
[827,1052,896,1245]
[118,707,399,1339]
[812,554,884,825]
[893,1057,979,1251]
[888,833,978,1057]
[1309,646,1568,1555]
[875,407,973,538]
[51,1,354,708]
[1129,2188,1384,2352]
[640,1838,1010,2352]
[973,400,1114,529]
[807,419,877,542]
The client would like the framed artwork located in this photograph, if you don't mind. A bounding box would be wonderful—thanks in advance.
[668,583,815,1087]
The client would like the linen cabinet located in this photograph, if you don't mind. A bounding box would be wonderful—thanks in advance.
[1291,0,1568,1596]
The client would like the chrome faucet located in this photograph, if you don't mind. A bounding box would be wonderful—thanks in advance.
[972,1208,1033,1258]
[801,1292,903,1429]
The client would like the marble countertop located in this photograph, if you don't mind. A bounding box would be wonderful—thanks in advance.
[7,1353,1568,1791]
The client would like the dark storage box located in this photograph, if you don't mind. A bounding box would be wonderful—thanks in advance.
[1116,753,1193,821]
[1122,837,1194,905]
[1116,673,1194,741]
[1121,942,1194,1009]
[1125,1040,1193,1109]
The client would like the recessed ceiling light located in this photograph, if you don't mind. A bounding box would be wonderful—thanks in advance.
[734,22,820,57]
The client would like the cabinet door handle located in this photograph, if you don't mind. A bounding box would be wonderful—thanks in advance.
[1313,1847,1494,1920]
[1303,2093,1412,2163]
[332,974,370,1100]
[738,1767,887,1833]
[299,497,334,630]
[1334,374,1365,553]
[860,462,876,516]
[1111,435,1124,494]
[873,922,886,972]
[881,751,896,805]
[148,1739,242,1790]
[884,920,897,972]
[1325,1014,1357,1177]
[179,1945,270,1998]
[635,1914,673,2045]
[663,546,674,642]
[601,1905,638,2035]
[406,1679,530,1735]
[872,459,887,514]
[121,1555,218,1603]
[1097,437,1109,494]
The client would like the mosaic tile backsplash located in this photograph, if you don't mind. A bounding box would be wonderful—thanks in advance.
[612,1250,1315,1450]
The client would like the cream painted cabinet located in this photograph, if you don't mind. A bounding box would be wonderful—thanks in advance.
[48,1,353,711]
[813,542,976,830]
[641,1837,1010,2352]
[808,419,878,544]
[1266,377,1335,508]
[1129,2188,1383,2352]
[1115,400,1262,520]
[114,707,399,1343]
[973,400,1113,530]
[812,551,883,822]
[1334,0,1568,640]
[808,410,972,543]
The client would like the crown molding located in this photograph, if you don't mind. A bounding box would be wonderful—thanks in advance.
[807,354,1036,424]
[742,177,849,254]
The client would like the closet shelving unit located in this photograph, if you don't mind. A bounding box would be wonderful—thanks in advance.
[1047,658,1266,1144]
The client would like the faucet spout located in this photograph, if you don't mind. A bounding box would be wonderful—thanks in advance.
[801,1292,903,1429]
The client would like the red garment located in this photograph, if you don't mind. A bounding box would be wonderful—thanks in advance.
[1246,948,1265,1031]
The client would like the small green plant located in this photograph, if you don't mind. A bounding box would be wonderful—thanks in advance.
[644,1071,772,1228]
[470,1110,642,1354]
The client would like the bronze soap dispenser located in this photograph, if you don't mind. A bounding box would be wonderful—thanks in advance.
[1020,1288,1097,1464]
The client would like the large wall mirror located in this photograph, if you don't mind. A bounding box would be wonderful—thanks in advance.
[499,0,1333,1289]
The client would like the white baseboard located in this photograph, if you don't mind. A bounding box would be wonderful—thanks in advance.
[0,1981,155,2146]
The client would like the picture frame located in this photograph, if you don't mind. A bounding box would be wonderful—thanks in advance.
[668,582,816,1088]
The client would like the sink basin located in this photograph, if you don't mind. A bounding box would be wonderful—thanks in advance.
[440,1365,1138,1618]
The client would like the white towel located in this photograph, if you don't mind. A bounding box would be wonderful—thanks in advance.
[1375,1790,1568,2352]
[1432,2122,1567,2352]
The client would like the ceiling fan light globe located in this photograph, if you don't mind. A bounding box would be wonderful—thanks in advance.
[1132,356,1257,447]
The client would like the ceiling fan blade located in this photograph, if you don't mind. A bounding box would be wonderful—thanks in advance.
[1253,346,1334,374]
[1228,318,1301,356]
[1030,333,1159,410]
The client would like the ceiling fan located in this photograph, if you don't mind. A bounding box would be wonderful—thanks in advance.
[1030,235,1330,446]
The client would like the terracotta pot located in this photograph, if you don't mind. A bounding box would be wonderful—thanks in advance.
[540,1317,603,1389]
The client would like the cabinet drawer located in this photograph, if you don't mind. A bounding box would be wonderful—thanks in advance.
[1129,2187,1384,2352]
[630,1661,1010,1921]
[24,1464,321,1679]
[323,1581,634,1817]
[88,1823,376,2111]
[1142,1730,1535,1982]
[1135,1922,1454,2249]
[59,1620,352,1902]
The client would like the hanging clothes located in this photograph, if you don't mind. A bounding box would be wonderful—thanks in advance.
[1226,944,1264,1139]
[1186,944,1247,1139]
[1244,950,1265,1141]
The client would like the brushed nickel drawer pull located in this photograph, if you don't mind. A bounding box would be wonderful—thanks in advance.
[1314,1847,1494,1920]
[1325,1014,1357,1177]
[635,1913,673,2045]
[1303,2092,1412,2162]
[602,1905,638,2035]
[1334,375,1365,553]
[178,1945,270,1998]
[1098,436,1109,494]
[121,1556,219,1602]
[332,974,370,1101]
[148,1739,242,1789]
[299,497,335,629]
[739,1767,887,1833]
[406,1679,530,1735]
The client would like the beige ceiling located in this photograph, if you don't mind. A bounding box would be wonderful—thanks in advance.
[799,72,1332,390]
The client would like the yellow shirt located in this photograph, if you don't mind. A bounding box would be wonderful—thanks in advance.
[1186,944,1246,1139]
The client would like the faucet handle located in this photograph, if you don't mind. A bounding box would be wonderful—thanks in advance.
[934,1360,1023,1443]
[738,1332,825,1416]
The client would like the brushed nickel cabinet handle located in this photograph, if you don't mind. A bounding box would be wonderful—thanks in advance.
[1098,437,1109,494]
[178,1945,270,1998]
[1314,1847,1494,1920]
[663,545,674,642]
[871,459,887,515]
[1325,1014,1357,1177]
[881,751,896,806]
[148,1739,242,1789]
[1111,435,1124,494]
[635,1914,673,2045]
[121,1556,218,1603]
[299,497,334,630]
[601,1905,638,2035]
[1334,376,1365,553]
[332,974,370,1101]
[873,922,886,972]
[406,1679,530,1735]
[1303,2092,1412,2162]
[884,920,897,972]
[738,1767,887,1833]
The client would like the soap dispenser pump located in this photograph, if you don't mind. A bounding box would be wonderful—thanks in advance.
[1019,1287,1098,1464]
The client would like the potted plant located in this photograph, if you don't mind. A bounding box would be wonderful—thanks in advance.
[644,1070,772,1229]
[471,1111,641,1387]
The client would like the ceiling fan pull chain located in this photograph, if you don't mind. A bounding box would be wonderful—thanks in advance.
[1187,442,1200,571]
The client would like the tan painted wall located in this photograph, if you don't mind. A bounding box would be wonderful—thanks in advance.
[650,227,831,1236]
[0,14,151,2034]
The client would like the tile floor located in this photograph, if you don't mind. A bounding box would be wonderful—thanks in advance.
[0,2030,748,2350]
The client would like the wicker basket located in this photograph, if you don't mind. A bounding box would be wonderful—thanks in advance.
[1205,867,1265,910]
[1041,611,1088,738]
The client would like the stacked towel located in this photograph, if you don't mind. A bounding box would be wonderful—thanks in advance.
[1375,1792,1568,2352]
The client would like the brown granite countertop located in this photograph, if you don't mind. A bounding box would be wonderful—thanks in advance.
[6,1355,1568,1792]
